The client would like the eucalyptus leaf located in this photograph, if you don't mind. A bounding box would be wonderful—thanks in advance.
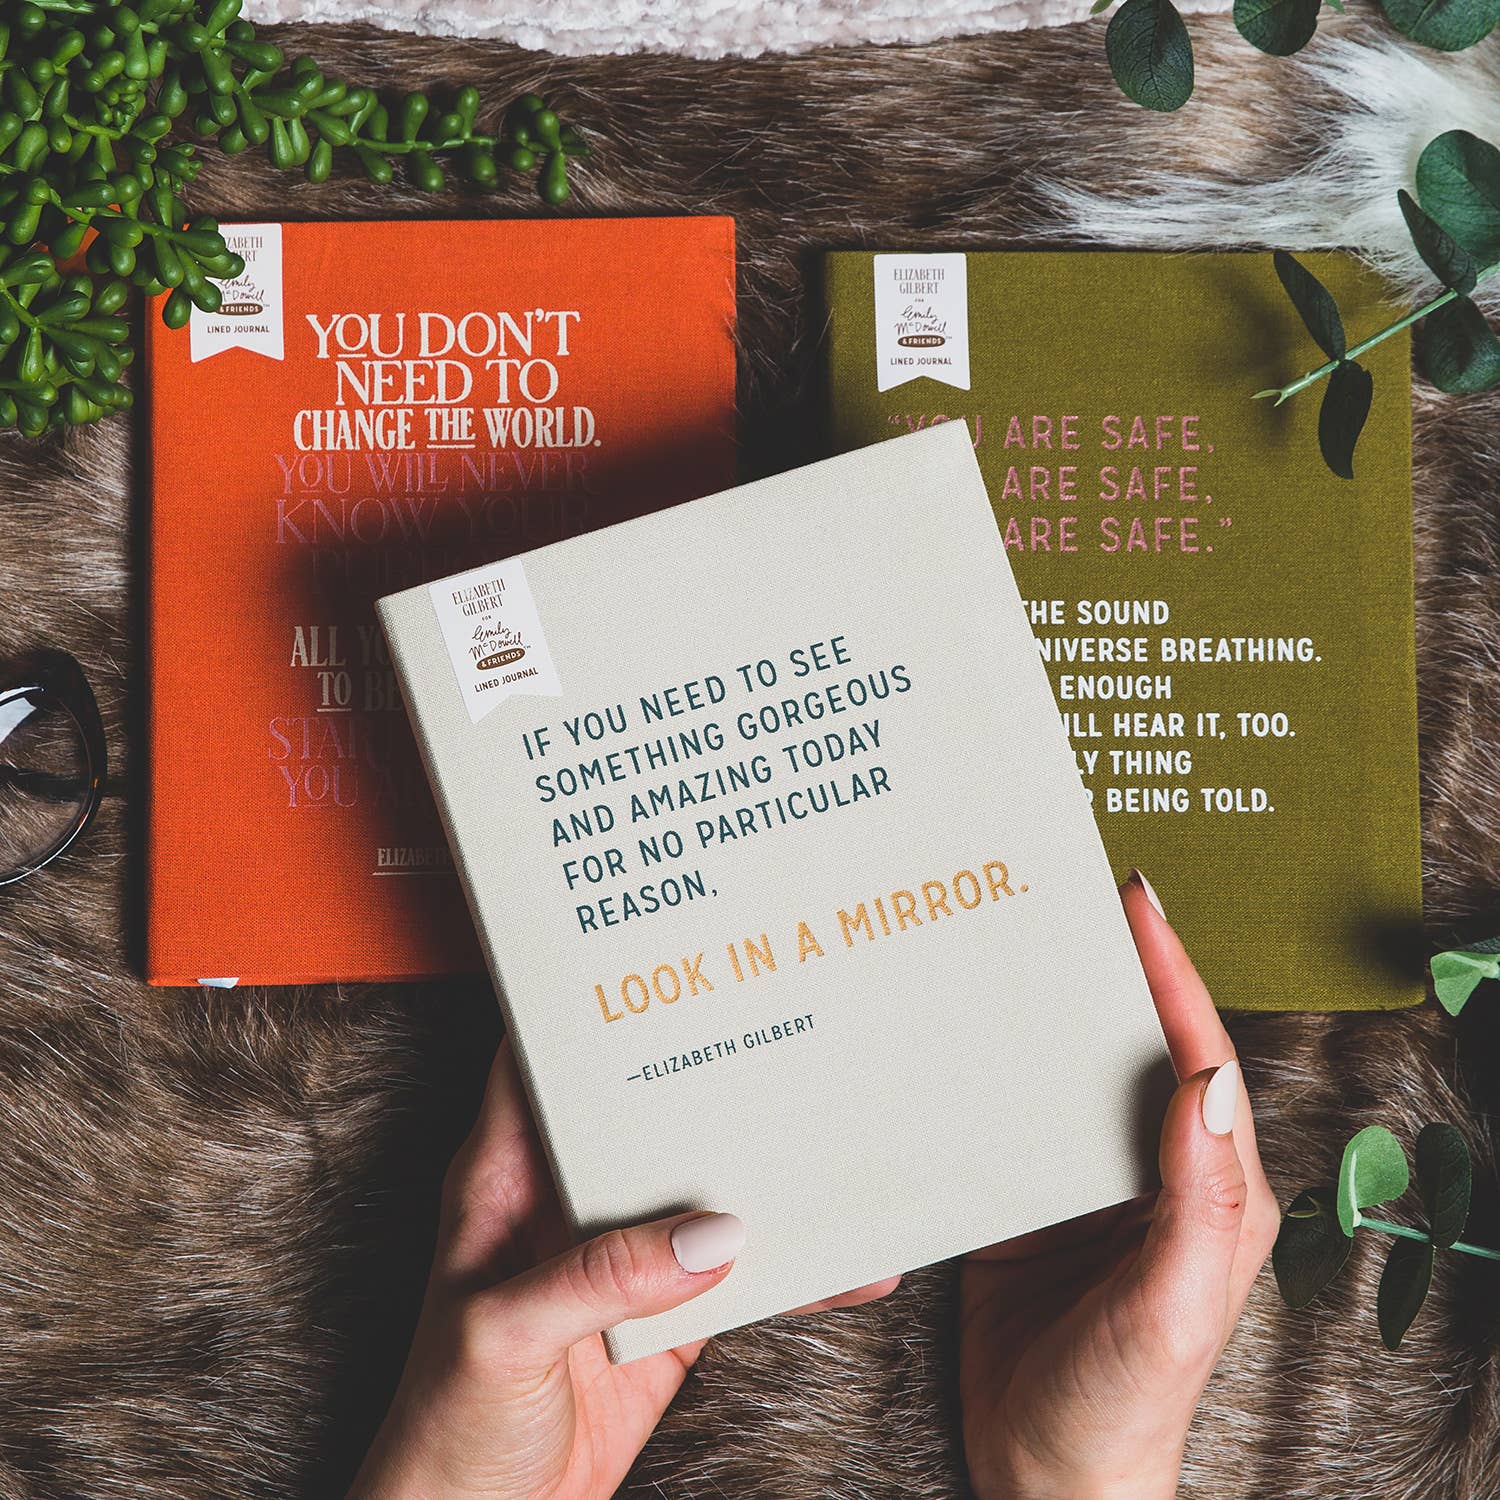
[1234,0,1321,53]
[1273,1185,1353,1308]
[1317,359,1372,481]
[1415,1122,1471,1249]
[1418,295,1500,394]
[1106,0,1195,112]
[1468,935,1500,953]
[1381,0,1500,50]
[1337,1125,1409,1235]
[1416,130,1500,267]
[1430,947,1500,1015]
[1397,188,1478,293]
[1376,1237,1433,1350]
[1274,249,1346,361]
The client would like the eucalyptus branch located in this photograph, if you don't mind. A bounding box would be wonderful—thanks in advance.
[1252,279,1485,407]
[1360,1215,1500,1264]
[1276,1116,1500,1349]
[1102,0,1498,114]
[1253,131,1500,479]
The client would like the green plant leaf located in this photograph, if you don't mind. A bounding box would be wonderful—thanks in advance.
[1273,249,1346,362]
[1233,0,1321,52]
[1418,295,1500,394]
[1106,0,1195,112]
[1376,1237,1433,1350]
[1397,188,1478,293]
[1415,1123,1472,1248]
[1317,359,1372,480]
[1431,948,1500,1014]
[1337,1125,1410,1235]
[1416,130,1500,266]
[1092,0,1114,14]
[1273,1185,1353,1308]
[1381,0,1500,49]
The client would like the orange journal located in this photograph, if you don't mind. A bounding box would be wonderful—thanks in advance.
[147,217,737,986]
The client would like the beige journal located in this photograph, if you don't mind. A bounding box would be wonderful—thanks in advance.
[378,421,1167,1363]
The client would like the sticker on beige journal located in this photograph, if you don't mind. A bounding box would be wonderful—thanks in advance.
[428,559,562,724]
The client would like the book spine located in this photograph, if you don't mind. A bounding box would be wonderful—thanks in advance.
[142,307,174,985]
[376,601,590,1239]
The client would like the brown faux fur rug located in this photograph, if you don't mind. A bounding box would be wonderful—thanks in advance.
[2,13,1500,1499]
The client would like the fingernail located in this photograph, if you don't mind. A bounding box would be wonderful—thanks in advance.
[1201,1060,1240,1136]
[1130,868,1165,920]
[671,1212,746,1273]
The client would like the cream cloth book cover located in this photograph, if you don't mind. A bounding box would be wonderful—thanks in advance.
[378,421,1167,1363]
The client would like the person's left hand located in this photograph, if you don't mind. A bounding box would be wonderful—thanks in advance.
[348,1040,899,1500]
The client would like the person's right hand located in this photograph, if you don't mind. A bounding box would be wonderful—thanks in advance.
[959,872,1279,1499]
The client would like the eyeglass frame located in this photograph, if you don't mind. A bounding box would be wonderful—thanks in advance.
[0,649,107,887]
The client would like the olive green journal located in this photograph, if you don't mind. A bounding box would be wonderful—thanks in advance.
[825,251,1422,1011]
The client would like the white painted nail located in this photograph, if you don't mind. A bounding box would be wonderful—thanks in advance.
[1201,1060,1240,1136]
[1130,868,1165,920]
[671,1212,745,1273]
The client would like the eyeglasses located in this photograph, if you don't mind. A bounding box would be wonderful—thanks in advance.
[0,650,107,886]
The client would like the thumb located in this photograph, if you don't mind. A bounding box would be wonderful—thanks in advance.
[480,1211,745,1364]
[1121,1061,1247,1365]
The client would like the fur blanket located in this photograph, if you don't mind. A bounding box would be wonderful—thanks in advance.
[242,0,1239,58]
[2,14,1499,1499]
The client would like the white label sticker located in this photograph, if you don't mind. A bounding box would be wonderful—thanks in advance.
[873,252,970,393]
[429,558,562,724]
[190,222,284,363]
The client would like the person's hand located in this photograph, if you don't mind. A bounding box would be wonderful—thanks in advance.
[960,871,1279,1500]
[348,1041,899,1500]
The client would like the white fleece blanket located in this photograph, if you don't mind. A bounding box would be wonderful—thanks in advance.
[243,0,1231,57]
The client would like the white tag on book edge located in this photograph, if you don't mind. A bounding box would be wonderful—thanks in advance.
[428,559,562,724]
[190,222,285,363]
[873,252,970,392]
